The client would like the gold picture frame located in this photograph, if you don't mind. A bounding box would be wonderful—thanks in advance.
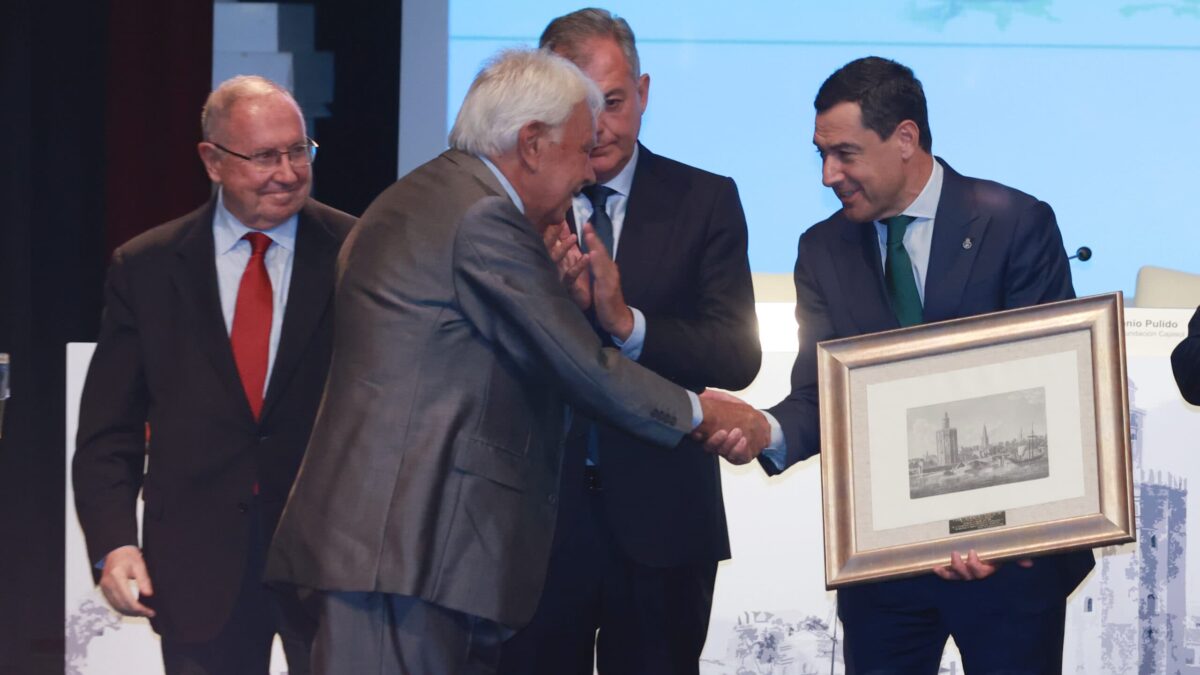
[819,292,1134,589]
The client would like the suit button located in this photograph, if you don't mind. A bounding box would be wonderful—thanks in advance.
[237,503,249,514]
[547,493,558,505]
[258,435,270,443]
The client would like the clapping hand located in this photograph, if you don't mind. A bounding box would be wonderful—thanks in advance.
[542,221,591,311]
[581,223,634,341]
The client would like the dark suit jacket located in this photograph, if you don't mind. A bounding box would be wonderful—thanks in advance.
[767,158,1093,593]
[575,145,760,567]
[73,197,354,642]
[1172,306,1200,405]
[265,150,695,629]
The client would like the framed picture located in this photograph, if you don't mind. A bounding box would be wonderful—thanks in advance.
[819,292,1134,589]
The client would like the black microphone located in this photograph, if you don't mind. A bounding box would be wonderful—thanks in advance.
[1069,246,1092,262]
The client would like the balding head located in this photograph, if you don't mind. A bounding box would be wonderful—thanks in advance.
[197,75,312,230]
[201,75,304,142]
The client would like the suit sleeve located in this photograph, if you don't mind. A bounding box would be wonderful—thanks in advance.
[453,197,693,448]
[761,231,830,475]
[72,249,149,573]
[638,177,761,391]
[1173,306,1200,405]
[1001,199,1075,307]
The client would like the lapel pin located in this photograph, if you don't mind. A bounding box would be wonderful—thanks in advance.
[962,237,973,250]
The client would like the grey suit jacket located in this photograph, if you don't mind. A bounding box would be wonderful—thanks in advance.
[266,150,693,628]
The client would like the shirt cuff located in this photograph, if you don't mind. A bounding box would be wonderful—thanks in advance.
[687,391,703,429]
[611,306,646,361]
[760,410,787,471]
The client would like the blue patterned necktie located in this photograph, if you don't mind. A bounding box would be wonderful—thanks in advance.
[582,184,616,255]
[580,184,617,466]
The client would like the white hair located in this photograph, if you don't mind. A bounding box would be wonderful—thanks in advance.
[449,48,603,157]
[201,75,302,141]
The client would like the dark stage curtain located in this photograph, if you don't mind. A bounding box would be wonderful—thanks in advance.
[0,2,212,673]
[1,2,397,671]
[304,0,402,215]
[1,1,399,671]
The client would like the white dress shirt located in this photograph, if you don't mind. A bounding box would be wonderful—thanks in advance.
[762,161,945,466]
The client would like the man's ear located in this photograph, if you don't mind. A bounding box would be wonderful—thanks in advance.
[516,121,547,171]
[197,142,223,183]
[894,119,921,160]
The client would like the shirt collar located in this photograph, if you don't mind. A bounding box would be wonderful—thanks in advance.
[896,158,943,221]
[478,155,524,215]
[213,189,298,255]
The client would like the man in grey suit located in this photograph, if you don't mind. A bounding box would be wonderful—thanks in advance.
[266,48,765,675]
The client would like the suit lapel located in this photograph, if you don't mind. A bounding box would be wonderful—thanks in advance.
[259,201,339,423]
[171,199,250,415]
[836,218,900,333]
[923,159,988,323]
[616,145,672,297]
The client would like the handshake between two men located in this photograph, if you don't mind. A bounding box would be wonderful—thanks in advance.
[543,220,771,465]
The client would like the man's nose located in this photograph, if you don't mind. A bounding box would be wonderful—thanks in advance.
[273,153,300,182]
[822,157,841,188]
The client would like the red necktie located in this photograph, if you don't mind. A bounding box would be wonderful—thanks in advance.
[230,232,273,421]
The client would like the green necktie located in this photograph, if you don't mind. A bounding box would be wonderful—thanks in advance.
[882,215,922,327]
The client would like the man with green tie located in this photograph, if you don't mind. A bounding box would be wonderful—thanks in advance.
[705,56,1095,673]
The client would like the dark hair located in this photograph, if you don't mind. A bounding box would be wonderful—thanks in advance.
[814,57,932,152]
[539,8,640,79]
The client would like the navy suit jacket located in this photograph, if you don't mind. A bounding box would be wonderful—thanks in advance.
[569,145,761,567]
[768,158,1093,592]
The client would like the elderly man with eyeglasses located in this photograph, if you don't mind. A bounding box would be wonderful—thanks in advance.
[72,75,355,675]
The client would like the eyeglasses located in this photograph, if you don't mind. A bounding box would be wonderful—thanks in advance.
[210,138,319,170]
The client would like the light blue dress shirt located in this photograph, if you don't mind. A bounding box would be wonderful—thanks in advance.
[570,144,647,360]
[761,161,945,468]
[212,190,298,392]
[479,155,524,215]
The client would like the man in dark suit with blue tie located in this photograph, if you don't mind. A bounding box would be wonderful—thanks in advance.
[706,56,1094,673]
[498,9,762,675]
